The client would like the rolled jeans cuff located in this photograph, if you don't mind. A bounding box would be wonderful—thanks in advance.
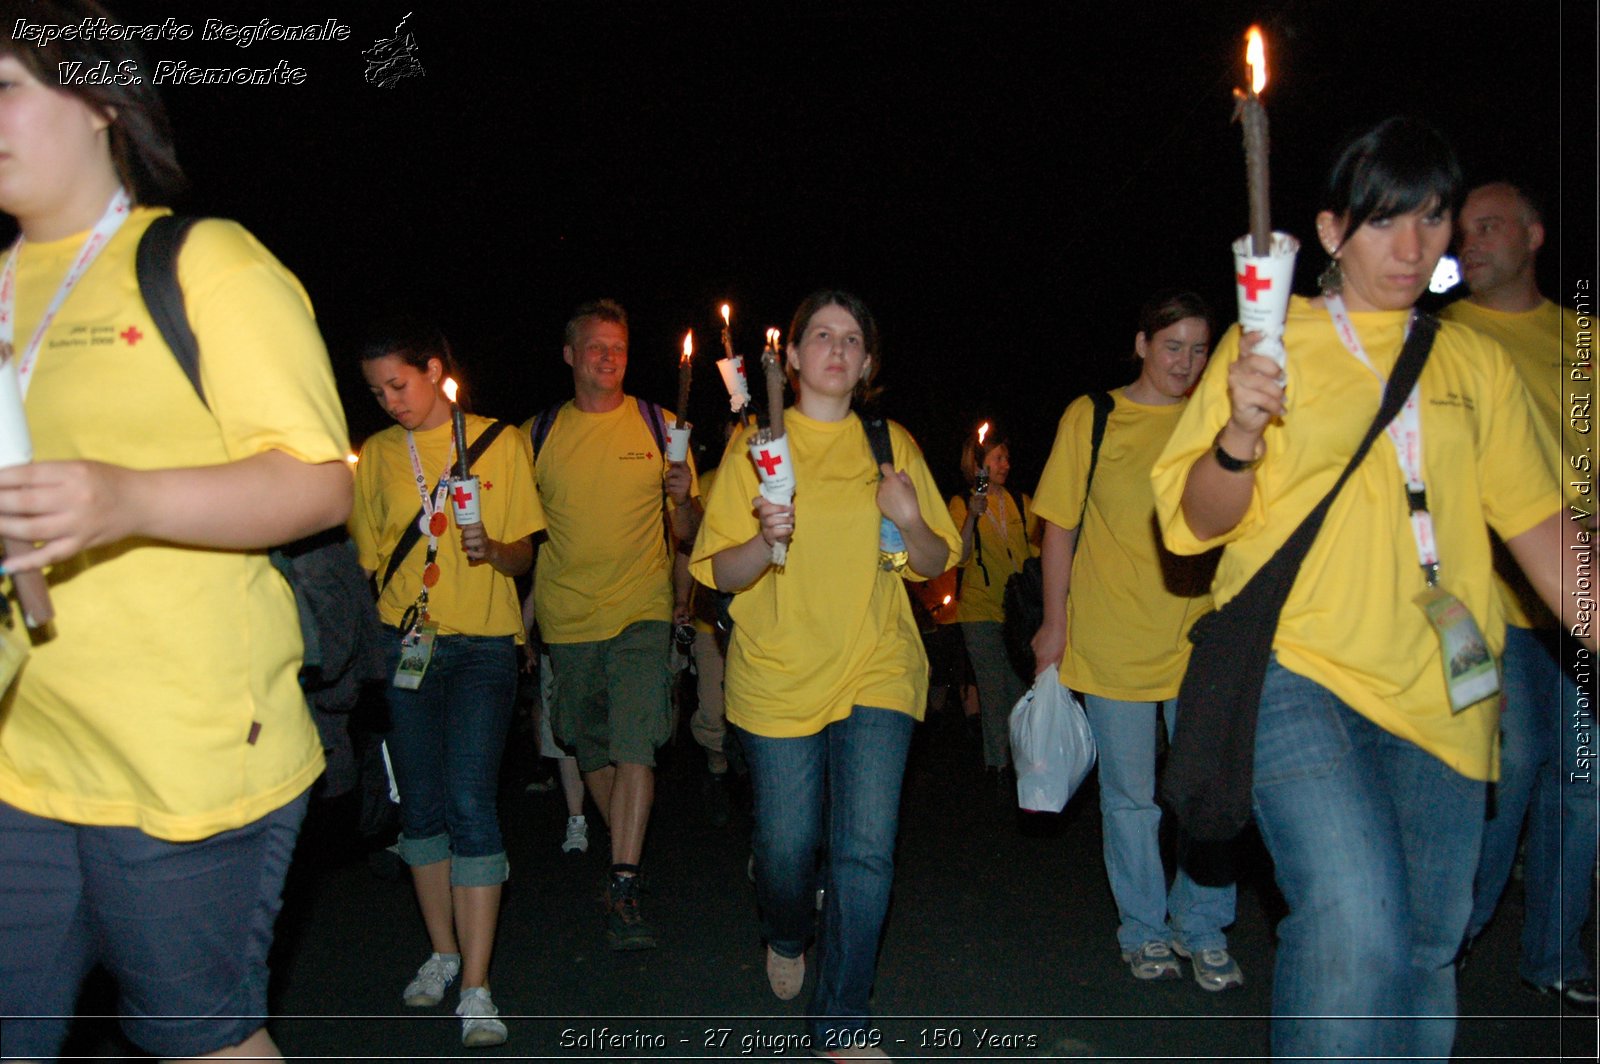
[397,832,451,868]
[451,852,510,887]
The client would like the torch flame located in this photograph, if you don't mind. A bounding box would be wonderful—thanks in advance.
[720,303,731,327]
[442,377,458,403]
[1245,25,1267,95]
[682,330,694,363]
[767,327,781,350]
[942,595,952,606]
[977,421,990,445]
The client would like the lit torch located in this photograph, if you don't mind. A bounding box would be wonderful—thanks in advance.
[974,422,991,497]
[720,303,735,361]
[1229,24,1297,371]
[749,326,794,566]
[442,377,469,480]
[675,331,694,430]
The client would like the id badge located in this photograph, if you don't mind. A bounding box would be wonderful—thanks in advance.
[392,621,439,690]
[1414,586,1499,713]
[0,620,27,695]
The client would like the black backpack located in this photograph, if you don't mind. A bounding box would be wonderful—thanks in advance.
[1001,391,1112,681]
[135,215,386,702]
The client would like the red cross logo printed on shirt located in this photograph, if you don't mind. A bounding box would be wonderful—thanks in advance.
[452,483,475,508]
[120,325,143,345]
[755,449,784,476]
[1236,264,1272,302]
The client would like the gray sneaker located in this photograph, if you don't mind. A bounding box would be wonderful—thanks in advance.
[402,951,461,1007]
[1171,941,1245,991]
[1122,940,1182,981]
[456,986,508,1047]
[562,815,589,854]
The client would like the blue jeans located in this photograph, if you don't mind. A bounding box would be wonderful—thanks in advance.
[1083,695,1235,954]
[734,707,916,1044]
[1252,660,1485,1063]
[383,630,518,886]
[1469,626,1596,985]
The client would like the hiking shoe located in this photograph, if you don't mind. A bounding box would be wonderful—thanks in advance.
[562,815,589,854]
[1171,942,1245,991]
[456,986,508,1048]
[605,874,658,951]
[766,945,805,1000]
[1523,976,1598,1012]
[1122,940,1182,981]
[402,951,461,1007]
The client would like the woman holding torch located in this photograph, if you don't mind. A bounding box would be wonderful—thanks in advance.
[948,423,1034,787]
[1031,290,1240,990]
[692,290,960,1058]
[352,322,543,1048]
[1152,116,1590,1060]
[0,1,351,1058]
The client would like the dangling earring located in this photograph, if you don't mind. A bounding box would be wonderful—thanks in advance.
[1318,256,1344,295]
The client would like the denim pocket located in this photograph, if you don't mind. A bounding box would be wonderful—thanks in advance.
[1252,661,1353,787]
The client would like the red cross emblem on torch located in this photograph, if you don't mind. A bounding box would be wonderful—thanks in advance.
[755,449,784,476]
[452,482,474,509]
[1237,263,1273,302]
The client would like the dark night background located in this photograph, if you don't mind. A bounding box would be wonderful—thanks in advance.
[10,0,1594,494]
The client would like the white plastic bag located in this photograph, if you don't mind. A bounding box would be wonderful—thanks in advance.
[1009,668,1097,812]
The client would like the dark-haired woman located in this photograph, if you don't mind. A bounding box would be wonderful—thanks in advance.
[352,327,543,1048]
[0,2,351,1058]
[948,427,1033,784]
[1153,116,1590,1060]
[692,291,960,1059]
[1032,291,1239,991]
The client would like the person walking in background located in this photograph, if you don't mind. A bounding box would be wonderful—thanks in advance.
[1443,180,1596,1011]
[352,321,543,1048]
[1031,290,1239,990]
[948,424,1035,794]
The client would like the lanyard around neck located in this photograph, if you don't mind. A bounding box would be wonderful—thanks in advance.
[1323,294,1439,585]
[0,188,134,400]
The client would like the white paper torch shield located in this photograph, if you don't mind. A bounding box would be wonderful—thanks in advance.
[665,425,691,462]
[716,357,751,412]
[0,359,33,468]
[1231,232,1299,369]
[748,433,795,566]
[449,474,482,527]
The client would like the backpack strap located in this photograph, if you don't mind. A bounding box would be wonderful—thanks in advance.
[637,397,669,456]
[380,419,512,592]
[1078,391,1113,526]
[857,411,895,468]
[528,402,563,463]
[135,214,205,403]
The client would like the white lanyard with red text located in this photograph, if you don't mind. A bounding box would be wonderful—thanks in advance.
[392,431,458,690]
[0,188,134,399]
[1325,294,1498,712]
[1323,293,1439,586]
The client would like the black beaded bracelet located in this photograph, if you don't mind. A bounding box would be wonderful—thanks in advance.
[1212,438,1262,473]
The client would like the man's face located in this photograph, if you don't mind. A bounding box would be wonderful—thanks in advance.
[1456,185,1542,299]
[564,317,628,398]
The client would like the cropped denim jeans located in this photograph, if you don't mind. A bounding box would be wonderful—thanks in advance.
[1083,695,1235,955]
[734,706,915,1045]
[383,630,518,887]
[1468,625,1596,985]
[1252,659,1485,1063]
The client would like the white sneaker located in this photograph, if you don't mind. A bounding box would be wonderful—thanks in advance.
[456,986,508,1048]
[562,815,589,854]
[402,951,461,1007]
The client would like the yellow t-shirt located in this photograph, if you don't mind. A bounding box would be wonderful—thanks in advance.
[1152,296,1561,779]
[1440,298,1579,629]
[1034,390,1215,701]
[530,399,697,644]
[350,414,544,638]
[689,412,962,738]
[0,208,348,840]
[948,489,1032,624]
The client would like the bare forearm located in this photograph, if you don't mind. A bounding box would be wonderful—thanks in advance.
[1508,511,1598,653]
[485,536,533,578]
[711,533,774,591]
[1038,520,1077,627]
[1179,425,1261,542]
[902,513,952,579]
[670,498,702,544]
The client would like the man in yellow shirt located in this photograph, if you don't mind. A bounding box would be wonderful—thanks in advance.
[1444,182,1595,1010]
[528,300,700,951]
